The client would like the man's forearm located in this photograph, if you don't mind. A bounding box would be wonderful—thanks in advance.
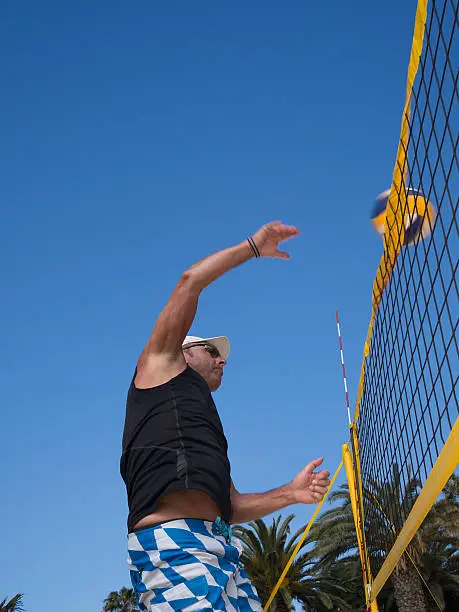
[231,484,295,524]
[186,240,255,291]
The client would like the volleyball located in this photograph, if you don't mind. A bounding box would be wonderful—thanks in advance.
[371,188,436,245]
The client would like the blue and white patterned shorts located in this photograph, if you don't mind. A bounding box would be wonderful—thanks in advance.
[127,518,262,611]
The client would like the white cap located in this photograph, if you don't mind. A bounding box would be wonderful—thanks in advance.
[182,335,230,360]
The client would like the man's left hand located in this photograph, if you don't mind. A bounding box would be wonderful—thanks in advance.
[289,458,331,504]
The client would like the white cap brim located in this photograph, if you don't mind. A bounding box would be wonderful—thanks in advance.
[182,335,230,360]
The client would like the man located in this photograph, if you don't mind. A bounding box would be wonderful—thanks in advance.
[121,221,330,611]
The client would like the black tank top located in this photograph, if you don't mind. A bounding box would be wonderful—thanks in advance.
[120,366,232,532]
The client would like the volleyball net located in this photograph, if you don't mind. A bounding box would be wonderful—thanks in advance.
[347,0,458,606]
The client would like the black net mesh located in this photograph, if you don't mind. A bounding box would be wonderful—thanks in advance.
[355,0,458,578]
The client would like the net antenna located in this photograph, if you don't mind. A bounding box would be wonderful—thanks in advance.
[336,310,352,426]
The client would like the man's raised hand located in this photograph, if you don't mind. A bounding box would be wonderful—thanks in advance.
[252,221,300,259]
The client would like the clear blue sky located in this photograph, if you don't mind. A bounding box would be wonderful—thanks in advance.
[1,1,417,610]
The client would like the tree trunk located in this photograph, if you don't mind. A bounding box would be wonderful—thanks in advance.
[391,563,428,612]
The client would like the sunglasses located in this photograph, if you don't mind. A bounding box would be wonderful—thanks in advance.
[185,342,221,359]
[202,344,221,359]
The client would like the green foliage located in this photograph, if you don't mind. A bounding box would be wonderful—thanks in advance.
[0,595,25,612]
[102,587,138,612]
[234,515,350,611]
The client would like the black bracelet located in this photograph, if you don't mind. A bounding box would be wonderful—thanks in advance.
[248,236,260,258]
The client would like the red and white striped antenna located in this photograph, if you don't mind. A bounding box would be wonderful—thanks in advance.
[336,310,352,425]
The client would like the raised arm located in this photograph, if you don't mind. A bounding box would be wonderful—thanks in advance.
[230,458,331,524]
[135,221,299,387]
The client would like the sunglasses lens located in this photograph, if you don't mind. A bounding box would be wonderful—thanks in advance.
[205,345,220,358]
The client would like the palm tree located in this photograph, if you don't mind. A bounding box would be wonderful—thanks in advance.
[234,514,350,611]
[102,587,138,612]
[309,471,459,612]
[0,595,25,612]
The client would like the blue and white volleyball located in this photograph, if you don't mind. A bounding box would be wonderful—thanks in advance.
[371,188,436,246]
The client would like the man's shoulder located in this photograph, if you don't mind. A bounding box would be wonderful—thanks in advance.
[134,353,187,389]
